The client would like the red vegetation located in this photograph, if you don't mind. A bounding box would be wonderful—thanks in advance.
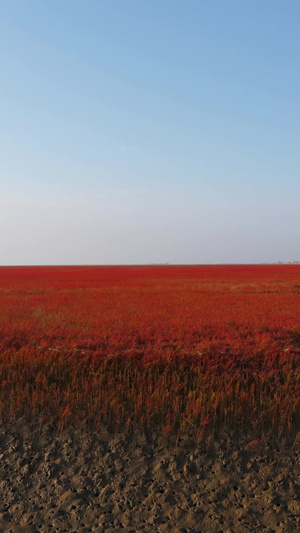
[0,265,299,442]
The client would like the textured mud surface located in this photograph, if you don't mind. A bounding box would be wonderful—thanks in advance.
[0,423,299,532]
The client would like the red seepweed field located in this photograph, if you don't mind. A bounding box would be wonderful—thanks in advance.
[0,264,299,444]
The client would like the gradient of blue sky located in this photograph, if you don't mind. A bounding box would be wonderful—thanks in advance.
[1,0,299,264]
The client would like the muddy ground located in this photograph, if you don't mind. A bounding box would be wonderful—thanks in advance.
[0,423,299,532]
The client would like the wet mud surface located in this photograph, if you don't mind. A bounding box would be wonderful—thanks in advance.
[0,424,299,532]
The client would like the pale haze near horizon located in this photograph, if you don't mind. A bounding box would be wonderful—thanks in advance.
[1,1,299,265]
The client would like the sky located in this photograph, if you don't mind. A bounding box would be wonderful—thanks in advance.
[1,0,299,265]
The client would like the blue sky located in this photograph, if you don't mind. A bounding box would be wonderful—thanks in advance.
[1,1,299,264]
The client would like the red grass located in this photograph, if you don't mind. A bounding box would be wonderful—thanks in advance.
[0,265,299,442]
